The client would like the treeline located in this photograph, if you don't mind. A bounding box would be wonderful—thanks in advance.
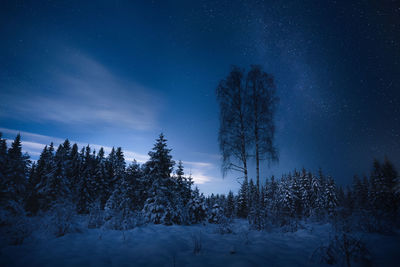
[0,133,208,228]
[0,132,399,234]
[206,162,399,232]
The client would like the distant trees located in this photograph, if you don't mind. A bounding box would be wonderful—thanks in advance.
[0,132,206,227]
[216,65,278,193]
[0,131,398,235]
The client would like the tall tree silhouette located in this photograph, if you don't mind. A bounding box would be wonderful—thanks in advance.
[216,66,251,180]
[247,65,279,192]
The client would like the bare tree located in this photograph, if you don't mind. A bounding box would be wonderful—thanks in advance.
[247,65,279,192]
[216,66,251,180]
[216,65,278,190]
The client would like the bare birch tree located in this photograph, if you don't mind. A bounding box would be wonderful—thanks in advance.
[216,66,251,180]
[247,65,279,192]
[216,65,278,190]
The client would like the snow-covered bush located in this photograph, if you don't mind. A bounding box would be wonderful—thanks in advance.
[0,200,25,227]
[48,200,79,237]
[216,216,233,234]
[248,206,266,231]
[0,200,33,245]
[208,203,224,224]
[171,200,190,225]
[104,177,140,229]
[142,196,169,225]
[104,208,140,230]
[88,200,104,229]
[0,215,33,245]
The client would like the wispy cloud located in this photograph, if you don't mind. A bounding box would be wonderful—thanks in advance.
[0,49,162,130]
[183,160,216,184]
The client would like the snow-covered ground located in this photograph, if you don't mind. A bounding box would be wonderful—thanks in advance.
[1,220,399,267]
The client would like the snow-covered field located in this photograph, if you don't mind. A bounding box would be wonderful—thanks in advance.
[1,220,399,267]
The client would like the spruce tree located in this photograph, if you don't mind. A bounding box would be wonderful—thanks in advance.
[0,133,8,205]
[142,134,176,224]
[325,177,337,217]
[188,187,207,223]
[126,160,143,209]
[77,145,97,214]
[95,147,108,209]
[237,176,249,218]
[279,174,295,219]
[300,169,312,217]
[35,143,58,211]
[5,134,30,201]
[226,190,235,218]
[104,174,134,229]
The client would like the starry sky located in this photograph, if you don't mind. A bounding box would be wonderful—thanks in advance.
[1,0,399,195]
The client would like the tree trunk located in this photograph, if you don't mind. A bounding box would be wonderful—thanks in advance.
[253,81,260,193]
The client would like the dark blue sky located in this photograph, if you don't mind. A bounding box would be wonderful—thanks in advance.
[1,0,399,194]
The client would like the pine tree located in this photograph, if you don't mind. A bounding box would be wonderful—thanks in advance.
[126,160,145,209]
[313,170,326,218]
[208,202,224,223]
[325,177,337,217]
[370,159,385,216]
[174,161,187,203]
[278,174,295,219]
[226,190,235,218]
[77,145,98,214]
[0,134,30,224]
[142,134,176,224]
[352,175,369,212]
[67,143,81,201]
[266,175,278,219]
[0,133,8,205]
[248,179,257,211]
[36,143,58,211]
[248,178,264,229]
[188,187,207,223]
[104,147,117,204]
[94,147,108,209]
[300,169,312,217]
[381,158,398,217]
[237,176,249,218]
[4,134,30,201]
[115,147,126,181]
[51,143,71,201]
[104,174,135,229]
[291,171,302,217]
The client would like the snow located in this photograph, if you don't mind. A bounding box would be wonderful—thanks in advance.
[1,220,399,267]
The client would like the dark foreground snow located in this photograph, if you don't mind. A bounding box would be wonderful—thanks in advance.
[1,220,400,267]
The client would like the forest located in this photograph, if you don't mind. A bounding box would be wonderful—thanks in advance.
[1,130,399,266]
[2,0,400,266]
[1,66,400,267]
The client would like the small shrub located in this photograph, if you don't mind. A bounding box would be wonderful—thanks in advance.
[48,200,78,237]
[311,232,371,267]
[215,216,233,234]
[6,216,33,245]
[88,201,104,229]
[191,231,202,254]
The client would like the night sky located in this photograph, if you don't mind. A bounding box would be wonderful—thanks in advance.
[1,0,399,195]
